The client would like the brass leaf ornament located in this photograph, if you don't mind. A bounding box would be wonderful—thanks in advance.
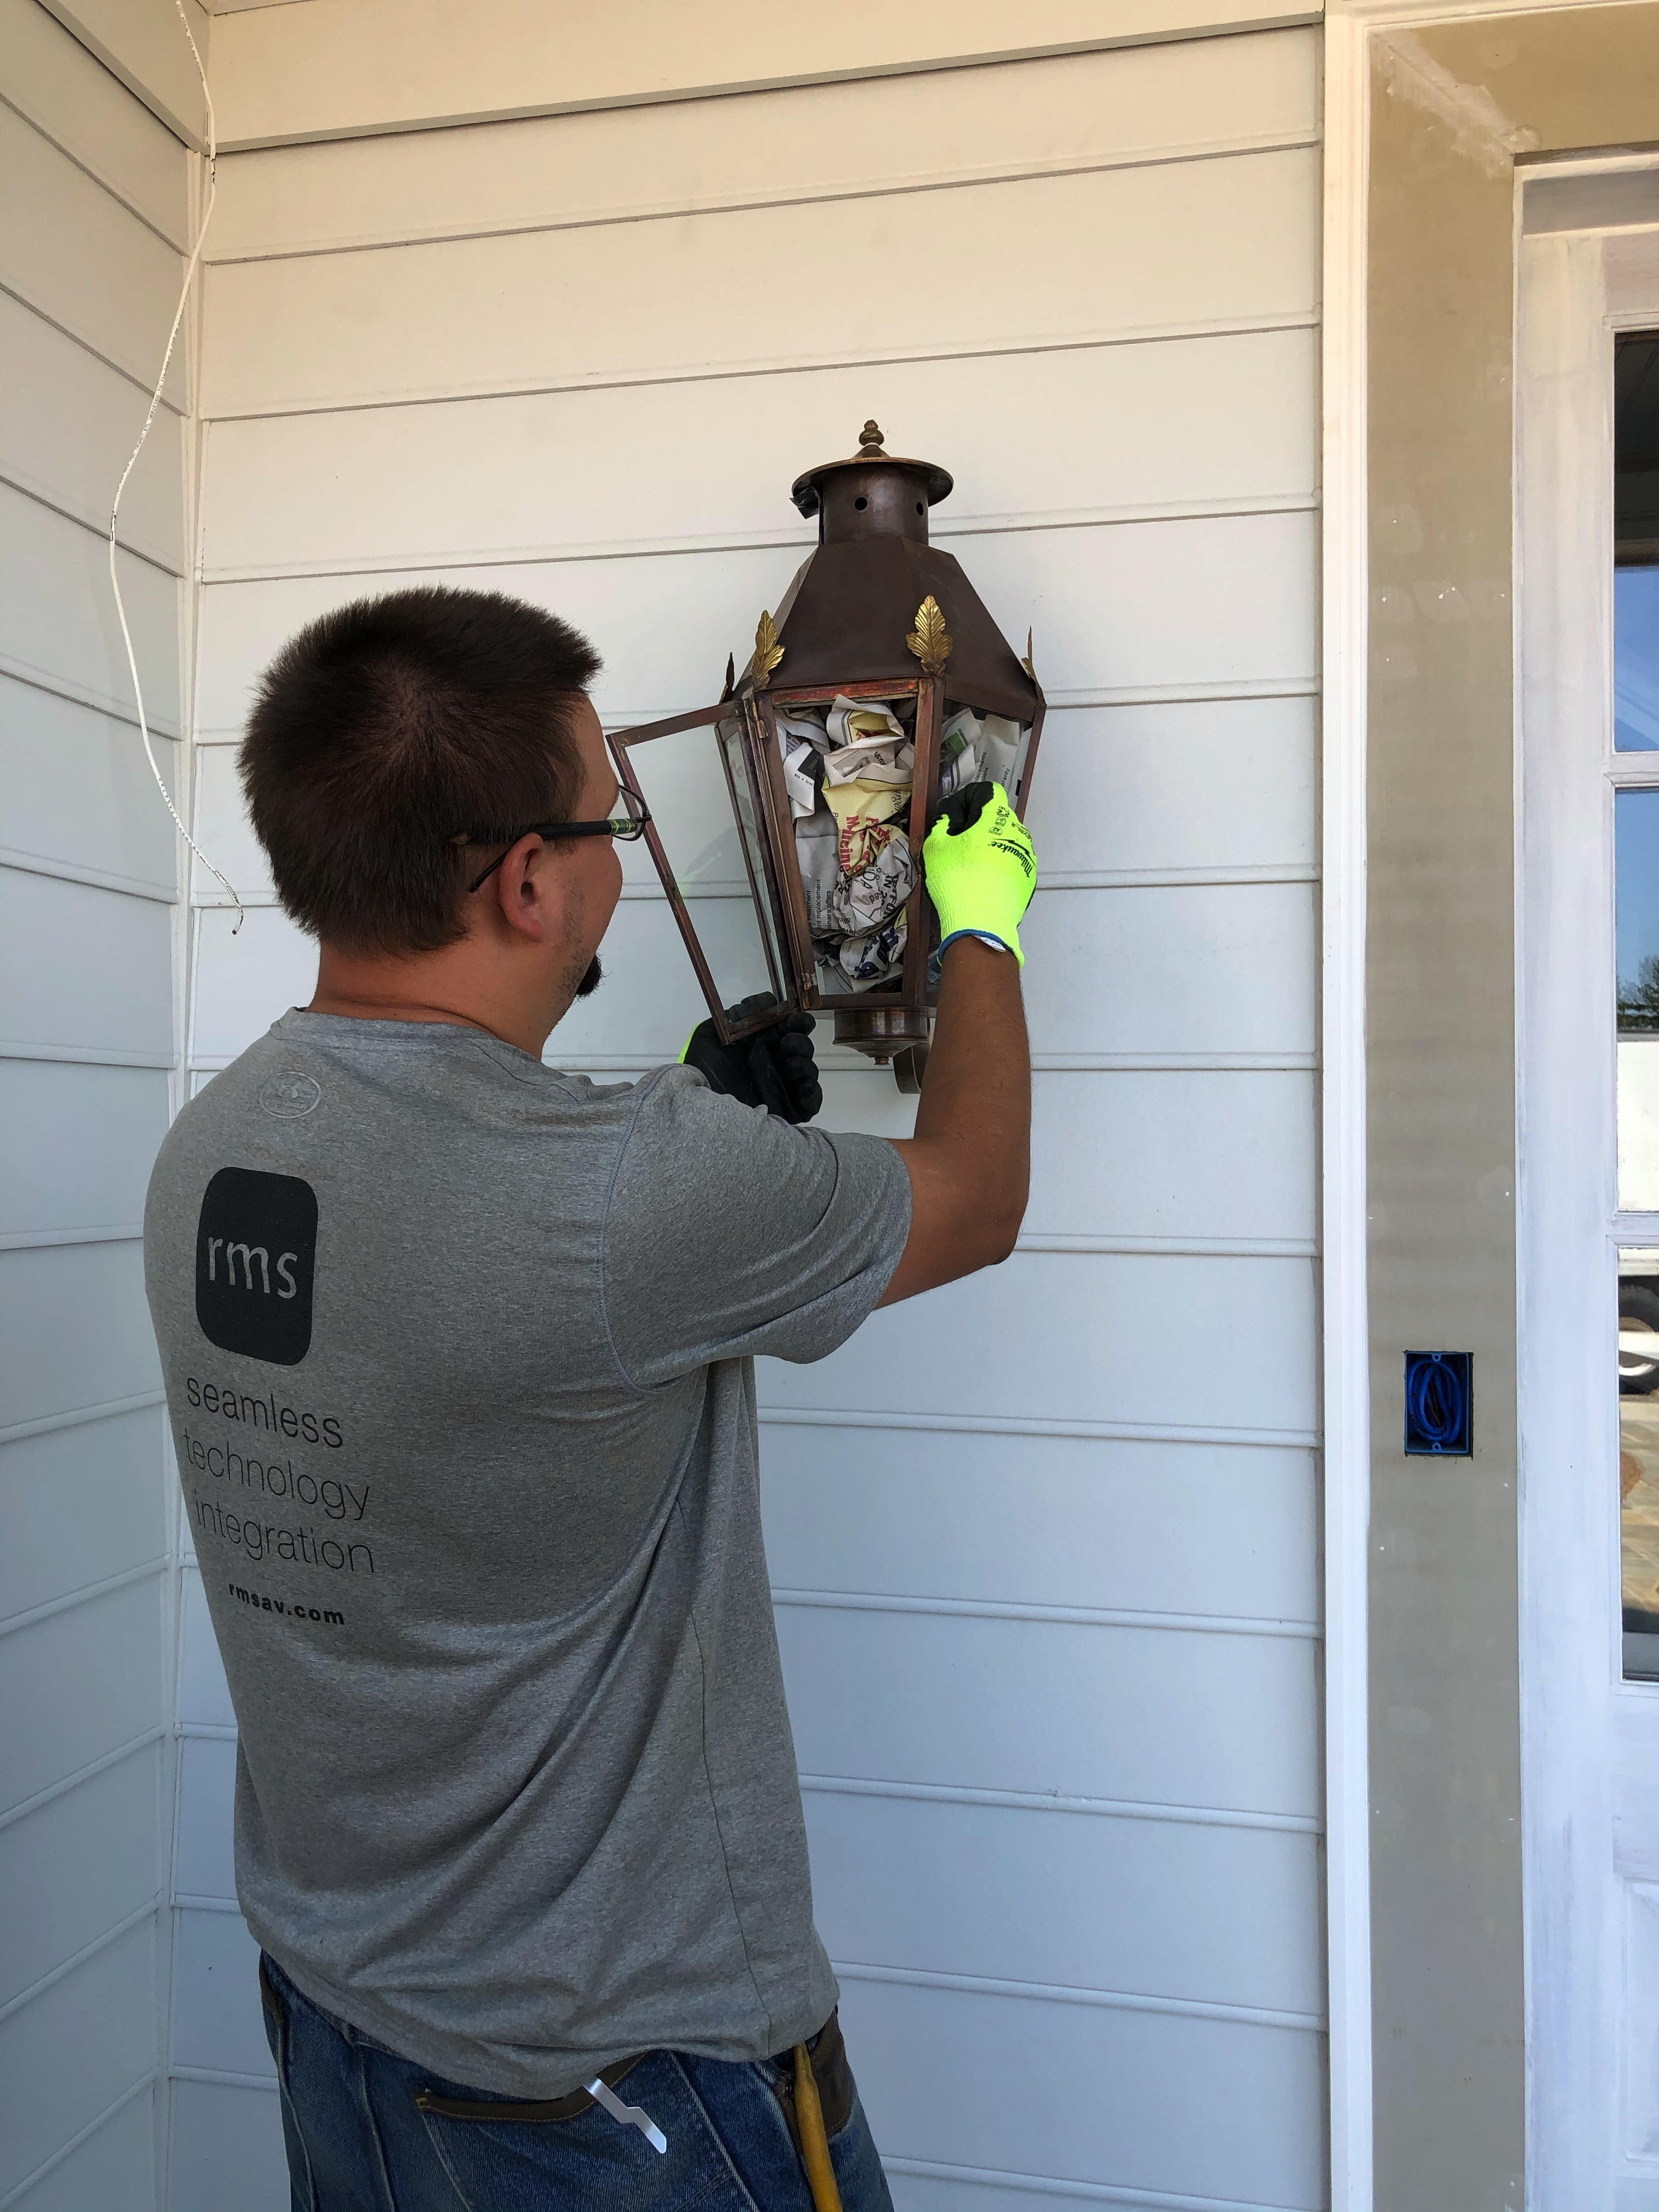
[906,595,952,676]
[1022,627,1037,682]
[749,610,785,689]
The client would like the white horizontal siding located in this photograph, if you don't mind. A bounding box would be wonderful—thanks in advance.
[0,294,184,574]
[206,1,1318,153]
[808,1788,1323,2015]
[181,23,1326,2210]
[188,1033,1317,1255]
[0,1577,165,1817]
[1023,1067,1317,1242]
[193,511,1313,744]
[189,743,264,902]
[167,2080,286,2212]
[0,1917,159,2202]
[763,1249,1316,1437]
[0,1749,163,2010]
[0,1064,172,1240]
[761,1431,1316,1618]
[172,1909,270,2081]
[199,325,1316,579]
[190,689,1312,915]
[0,1242,163,1434]
[0,1408,168,1621]
[178,1565,234,1731]
[188,907,312,1065]
[0,101,184,406]
[842,1974,1324,2210]
[1035,697,1317,878]
[0,486,181,735]
[8,2084,157,2212]
[554,880,1313,1064]
[205,31,1314,263]
[0,0,186,244]
[780,1604,1318,1816]
[887,2180,1077,2212]
[174,1737,236,1903]
[1023,882,1316,1058]
[3,678,179,900]
[0,872,174,1063]
[3,19,183,2212]
[200,147,1316,419]
[185,881,1314,1075]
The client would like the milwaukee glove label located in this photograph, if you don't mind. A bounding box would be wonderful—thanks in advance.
[195,1166,318,1365]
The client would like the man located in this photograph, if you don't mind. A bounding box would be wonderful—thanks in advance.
[144,585,1036,2212]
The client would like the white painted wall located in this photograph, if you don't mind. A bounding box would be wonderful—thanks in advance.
[177,21,1325,2211]
[0,3,194,2205]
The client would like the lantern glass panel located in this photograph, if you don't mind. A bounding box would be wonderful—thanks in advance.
[760,679,928,1012]
[938,698,1037,815]
[608,706,789,1041]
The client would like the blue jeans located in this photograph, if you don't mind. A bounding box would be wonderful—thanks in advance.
[259,1954,895,2212]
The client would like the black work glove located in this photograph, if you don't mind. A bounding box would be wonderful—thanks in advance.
[681,995,823,1124]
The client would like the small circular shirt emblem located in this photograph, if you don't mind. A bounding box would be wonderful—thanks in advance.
[260,1071,322,1119]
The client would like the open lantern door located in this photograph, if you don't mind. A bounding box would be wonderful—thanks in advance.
[607,699,802,1049]
[607,422,1046,1088]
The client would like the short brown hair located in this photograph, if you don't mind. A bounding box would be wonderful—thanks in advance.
[240,585,601,955]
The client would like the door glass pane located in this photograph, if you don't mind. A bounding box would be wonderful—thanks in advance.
[1615,331,1659,749]
[612,711,786,1030]
[1622,1248,1659,1680]
[714,711,792,1002]
[1617,791,1659,1208]
[1616,337,1659,1679]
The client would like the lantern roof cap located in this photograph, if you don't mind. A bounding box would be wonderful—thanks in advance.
[790,420,954,518]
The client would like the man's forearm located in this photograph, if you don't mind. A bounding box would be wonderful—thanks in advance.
[879,939,1031,1304]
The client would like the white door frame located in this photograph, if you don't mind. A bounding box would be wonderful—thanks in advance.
[1515,189,1659,2208]
[1319,19,1375,2205]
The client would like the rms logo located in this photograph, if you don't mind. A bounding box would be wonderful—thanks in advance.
[196,1167,317,1365]
[205,1239,302,1299]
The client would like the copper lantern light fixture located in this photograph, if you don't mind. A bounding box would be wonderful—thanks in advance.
[608,422,1045,1090]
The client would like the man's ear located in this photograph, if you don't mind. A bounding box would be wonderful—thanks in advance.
[491,834,562,944]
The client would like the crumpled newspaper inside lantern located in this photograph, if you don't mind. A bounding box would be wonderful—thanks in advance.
[608,421,1045,1090]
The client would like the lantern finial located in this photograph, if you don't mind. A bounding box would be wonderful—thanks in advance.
[857,420,886,455]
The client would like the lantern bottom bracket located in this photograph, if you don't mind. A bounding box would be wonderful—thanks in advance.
[833,1006,930,1092]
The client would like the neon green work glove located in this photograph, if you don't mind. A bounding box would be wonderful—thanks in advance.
[922,781,1037,974]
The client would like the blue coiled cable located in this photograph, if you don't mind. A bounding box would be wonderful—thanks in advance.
[1408,1354,1465,1450]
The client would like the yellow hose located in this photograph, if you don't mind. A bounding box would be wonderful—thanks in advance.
[792,2041,844,2212]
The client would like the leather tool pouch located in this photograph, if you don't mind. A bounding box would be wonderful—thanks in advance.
[771,2009,854,2154]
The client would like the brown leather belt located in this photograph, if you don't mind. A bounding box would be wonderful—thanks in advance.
[413,2052,645,2123]
[410,2007,852,2140]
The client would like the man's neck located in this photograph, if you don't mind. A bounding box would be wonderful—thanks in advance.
[309,943,551,1056]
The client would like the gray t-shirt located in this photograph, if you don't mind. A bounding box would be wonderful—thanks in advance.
[143,1009,910,2097]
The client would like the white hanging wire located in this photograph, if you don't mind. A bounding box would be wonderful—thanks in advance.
[109,0,243,930]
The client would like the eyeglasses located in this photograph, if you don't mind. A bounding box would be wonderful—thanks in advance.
[461,787,652,893]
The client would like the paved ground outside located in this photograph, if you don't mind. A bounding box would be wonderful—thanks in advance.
[1621,1390,1659,1677]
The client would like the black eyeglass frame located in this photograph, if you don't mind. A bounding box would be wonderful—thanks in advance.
[461,791,652,894]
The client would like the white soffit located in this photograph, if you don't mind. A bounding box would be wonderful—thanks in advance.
[205,0,1324,151]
